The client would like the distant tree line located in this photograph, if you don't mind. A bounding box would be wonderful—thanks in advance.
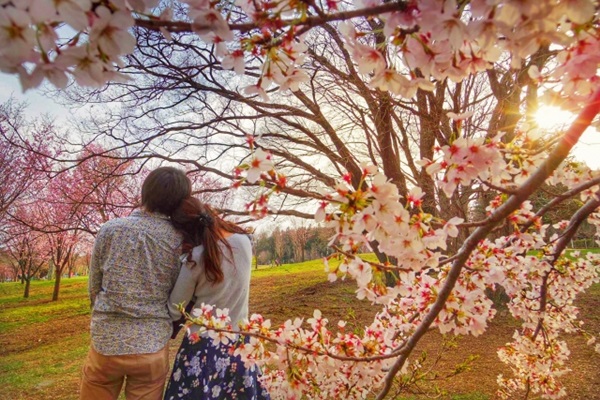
[253,226,336,266]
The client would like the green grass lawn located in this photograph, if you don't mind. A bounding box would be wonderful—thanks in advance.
[0,252,598,400]
[0,277,91,399]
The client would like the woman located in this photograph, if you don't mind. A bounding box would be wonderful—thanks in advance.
[164,197,270,400]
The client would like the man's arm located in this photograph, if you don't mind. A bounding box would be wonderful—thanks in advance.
[88,229,106,307]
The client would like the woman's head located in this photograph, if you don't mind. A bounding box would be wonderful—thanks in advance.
[171,197,247,283]
[171,197,214,251]
[141,167,192,215]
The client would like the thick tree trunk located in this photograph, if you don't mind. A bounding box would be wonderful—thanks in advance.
[416,88,442,217]
[374,92,408,198]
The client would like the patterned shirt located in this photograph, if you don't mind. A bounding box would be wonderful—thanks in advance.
[89,209,183,355]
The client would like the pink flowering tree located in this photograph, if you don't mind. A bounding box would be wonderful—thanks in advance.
[2,0,600,398]
[0,99,50,222]
[69,144,141,234]
[37,178,82,301]
[4,205,51,298]
[0,101,55,295]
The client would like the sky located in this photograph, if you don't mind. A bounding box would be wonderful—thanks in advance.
[1,71,599,171]
[0,73,71,117]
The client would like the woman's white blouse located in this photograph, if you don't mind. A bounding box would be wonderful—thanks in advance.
[168,233,252,333]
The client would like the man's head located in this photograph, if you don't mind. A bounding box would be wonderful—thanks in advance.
[141,167,192,215]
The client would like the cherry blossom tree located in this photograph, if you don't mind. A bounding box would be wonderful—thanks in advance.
[0,261,16,282]
[1,0,600,398]
[4,207,50,298]
[68,144,141,234]
[0,101,55,295]
[0,99,49,227]
[3,171,81,300]
[37,187,81,301]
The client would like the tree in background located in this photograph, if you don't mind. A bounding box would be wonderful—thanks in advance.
[0,262,15,282]
[254,232,275,265]
[255,225,335,265]
[0,100,50,232]
[1,1,600,398]
[4,206,49,298]
[69,144,141,234]
[289,222,312,262]
[38,179,81,301]
[0,102,55,297]
[0,105,144,299]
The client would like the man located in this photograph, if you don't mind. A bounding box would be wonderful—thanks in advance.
[80,166,192,400]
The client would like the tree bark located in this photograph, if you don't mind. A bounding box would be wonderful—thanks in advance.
[23,278,31,298]
[52,273,61,301]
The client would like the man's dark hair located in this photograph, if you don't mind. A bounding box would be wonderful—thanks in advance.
[141,167,192,215]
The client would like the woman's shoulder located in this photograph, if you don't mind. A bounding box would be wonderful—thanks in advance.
[227,233,252,247]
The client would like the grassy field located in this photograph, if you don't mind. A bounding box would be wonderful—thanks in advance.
[0,256,599,400]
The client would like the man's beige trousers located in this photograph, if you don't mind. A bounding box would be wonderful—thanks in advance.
[79,345,169,400]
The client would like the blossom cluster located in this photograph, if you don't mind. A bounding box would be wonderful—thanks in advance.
[232,141,600,398]
[419,134,508,198]
[233,144,289,218]
[318,164,464,275]
[548,161,600,202]
[0,0,139,88]
[185,304,394,399]
[1,0,598,108]
[494,246,600,398]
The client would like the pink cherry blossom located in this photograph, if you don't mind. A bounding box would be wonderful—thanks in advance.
[189,7,233,41]
[350,42,386,75]
[222,49,245,75]
[0,6,37,66]
[89,7,135,57]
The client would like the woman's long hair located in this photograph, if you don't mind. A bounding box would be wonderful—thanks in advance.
[171,197,248,283]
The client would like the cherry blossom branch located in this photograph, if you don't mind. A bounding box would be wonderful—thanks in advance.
[221,207,315,219]
[532,189,600,340]
[549,190,600,264]
[182,316,411,363]
[520,177,600,233]
[481,180,518,195]
[134,3,406,34]
[332,246,413,273]
[531,273,551,341]
[375,88,600,399]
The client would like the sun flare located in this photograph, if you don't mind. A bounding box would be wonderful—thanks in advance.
[534,105,575,131]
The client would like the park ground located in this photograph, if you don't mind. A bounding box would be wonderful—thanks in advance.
[0,257,599,400]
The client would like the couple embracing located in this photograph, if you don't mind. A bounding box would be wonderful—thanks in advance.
[79,167,270,400]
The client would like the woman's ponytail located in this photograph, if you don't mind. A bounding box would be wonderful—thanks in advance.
[198,208,224,283]
[171,197,247,284]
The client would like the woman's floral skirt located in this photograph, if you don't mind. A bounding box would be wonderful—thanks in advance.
[164,334,270,399]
